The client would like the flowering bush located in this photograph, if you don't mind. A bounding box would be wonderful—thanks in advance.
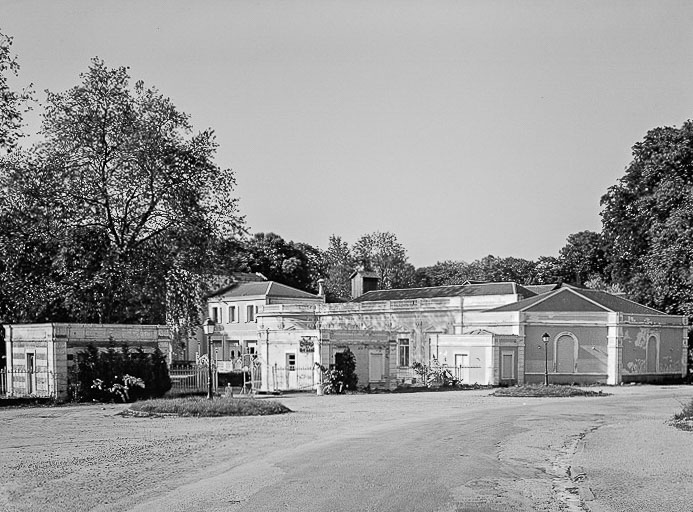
[92,374,145,402]
[70,341,170,402]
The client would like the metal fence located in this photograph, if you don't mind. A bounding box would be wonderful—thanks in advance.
[169,363,261,395]
[1,368,55,397]
[267,365,316,392]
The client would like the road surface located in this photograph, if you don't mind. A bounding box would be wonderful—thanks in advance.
[1,386,692,511]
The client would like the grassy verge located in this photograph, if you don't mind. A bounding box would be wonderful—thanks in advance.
[493,384,608,398]
[669,398,693,432]
[125,397,291,417]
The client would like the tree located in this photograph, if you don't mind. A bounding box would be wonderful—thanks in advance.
[557,231,606,287]
[322,235,355,301]
[244,232,324,293]
[352,231,415,289]
[0,29,32,152]
[414,260,472,287]
[0,59,243,323]
[601,120,693,315]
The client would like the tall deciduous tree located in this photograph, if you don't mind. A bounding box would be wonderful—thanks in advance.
[244,232,324,293]
[0,29,32,152]
[601,120,693,315]
[352,231,415,289]
[557,231,607,287]
[323,235,355,301]
[0,59,243,324]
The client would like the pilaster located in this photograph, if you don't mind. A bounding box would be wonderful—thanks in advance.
[606,313,622,385]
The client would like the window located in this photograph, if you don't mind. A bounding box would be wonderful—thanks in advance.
[398,338,410,367]
[286,353,296,371]
[228,305,237,323]
[246,304,255,323]
[211,306,222,323]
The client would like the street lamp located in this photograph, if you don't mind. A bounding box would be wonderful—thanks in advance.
[203,318,216,400]
[542,332,551,386]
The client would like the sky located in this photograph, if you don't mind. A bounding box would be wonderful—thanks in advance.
[3,0,693,267]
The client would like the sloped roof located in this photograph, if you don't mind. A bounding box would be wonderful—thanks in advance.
[487,287,665,315]
[351,282,536,302]
[231,272,267,282]
[524,284,560,295]
[349,270,380,279]
[209,281,321,300]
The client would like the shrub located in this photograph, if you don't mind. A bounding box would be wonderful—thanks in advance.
[493,385,607,398]
[126,397,291,417]
[670,398,693,431]
[70,341,172,402]
[335,348,358,390]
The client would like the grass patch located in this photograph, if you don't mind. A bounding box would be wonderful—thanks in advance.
[493,384,608,398]
[125,396,291,417]
[669,398,693,432]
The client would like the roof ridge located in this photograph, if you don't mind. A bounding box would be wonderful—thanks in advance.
[580,288,666,315]
[563,288,612,312]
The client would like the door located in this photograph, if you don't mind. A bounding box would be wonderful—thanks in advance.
[26,353,36,395]
[285,352,297,389]
[501,352,514,380]
[556,336,575,373]
[454,353,469,383]
[369,352,384,382]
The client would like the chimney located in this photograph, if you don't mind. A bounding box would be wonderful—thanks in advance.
[350,270,380,299]
[317,278,325,297]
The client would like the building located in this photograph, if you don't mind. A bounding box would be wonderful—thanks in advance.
[225,274,687,392]
[3,323,169,398]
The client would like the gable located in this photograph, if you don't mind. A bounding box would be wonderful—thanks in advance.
[524,290,608,313]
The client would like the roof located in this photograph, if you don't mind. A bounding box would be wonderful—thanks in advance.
[208,281,321,300]
[351,282,536,302]
[349,270,380,279]
[524,284,560,295]
[231,272,267,282]
[487,287,666,315]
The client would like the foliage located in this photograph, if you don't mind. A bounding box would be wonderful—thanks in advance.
[92,374,145,402]
[323,235,355,301]
[0,59,243,324]
[127,396,291,417]
[411,357,458,387]
[334,348,358,390]
[601,121,693,316]
[493,385,607,397]
[558,231,607,286]
[0,29,33,152]
[669,397,693,431]
[352,231,415,289]
[71,342,171,402]
[243,232,325,293]
[315,363,345,394]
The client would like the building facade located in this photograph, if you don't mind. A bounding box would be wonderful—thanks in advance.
[232,277,688,391]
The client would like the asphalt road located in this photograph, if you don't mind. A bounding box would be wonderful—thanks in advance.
[125,386,693,512]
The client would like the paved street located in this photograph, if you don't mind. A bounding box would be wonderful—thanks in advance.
[1,386,692,511]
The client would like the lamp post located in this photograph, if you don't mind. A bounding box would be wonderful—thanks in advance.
[542,332,550,386]
[203,318,216,400]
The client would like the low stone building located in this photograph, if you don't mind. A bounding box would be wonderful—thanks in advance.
[4,323,169,398]
[246,277,688,391]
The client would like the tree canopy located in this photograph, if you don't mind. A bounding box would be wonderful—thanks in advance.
[601,120,693,315]
[0,29,32,152]
[0,59,243,324]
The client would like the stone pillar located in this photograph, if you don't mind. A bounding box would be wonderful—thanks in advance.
[606,314,622,385]
[517,336,526,385]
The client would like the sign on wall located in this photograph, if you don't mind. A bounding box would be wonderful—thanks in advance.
[299,336,316,353]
